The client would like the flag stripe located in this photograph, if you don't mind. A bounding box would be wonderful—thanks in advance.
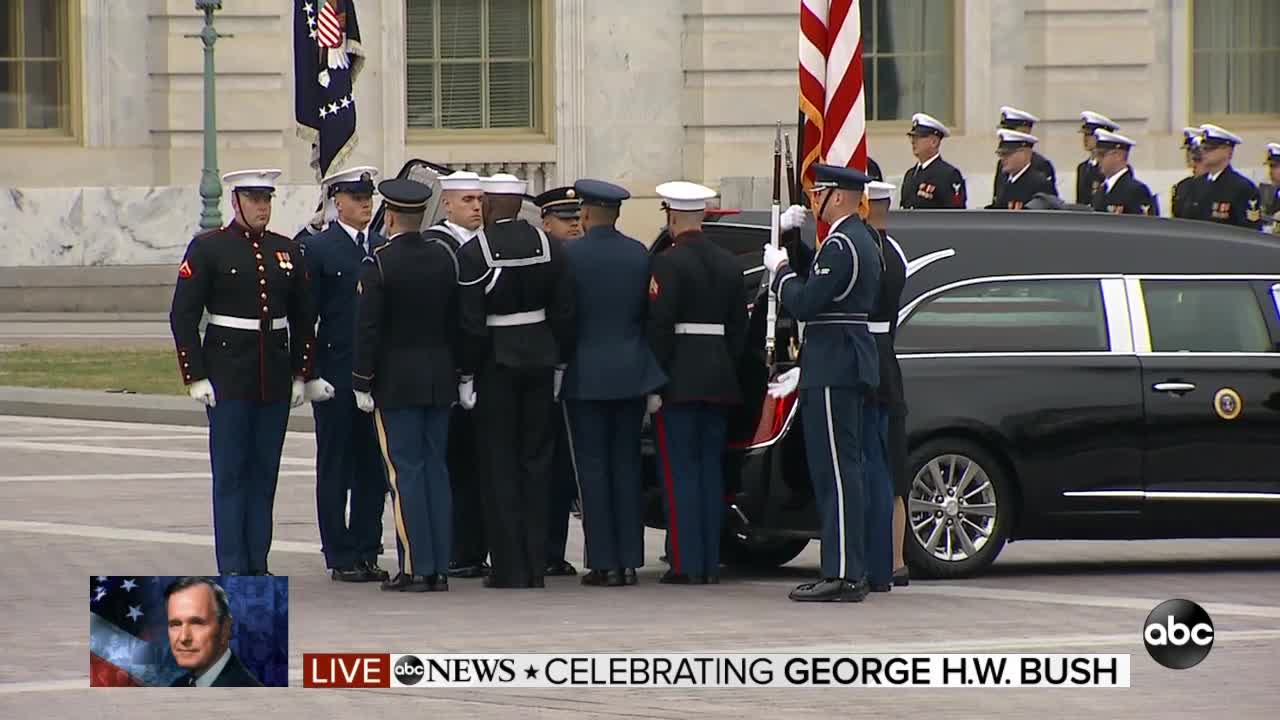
[317,5,342,47]
[89,612,184,687]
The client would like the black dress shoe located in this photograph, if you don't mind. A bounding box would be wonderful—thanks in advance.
[330,566,372,583]
[870,583,892,593]
[529,576,545,588]
[448,561,486,579]
[362,560,391,582]
[659,570,691,585]
[581,570,609,586]
[789,578,869,603]
[605,570,625,587]
[623,568,638,586]
[381,573,432,592]
[892,567,910,587]
[545,560,578,577]
[428,574,449,592]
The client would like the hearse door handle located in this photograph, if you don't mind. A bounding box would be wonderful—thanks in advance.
[1152,381,1197,394]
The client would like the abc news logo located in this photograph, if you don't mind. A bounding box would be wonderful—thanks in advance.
[395,655,426,685]
[1143,599,1214,670]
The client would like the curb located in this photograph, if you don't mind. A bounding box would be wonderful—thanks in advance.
[0,387,316,432]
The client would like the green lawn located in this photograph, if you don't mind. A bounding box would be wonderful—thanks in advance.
[0,347,187,395]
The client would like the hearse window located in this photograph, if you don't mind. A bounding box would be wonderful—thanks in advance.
[1141,280,1270,353]
[896,279,1108,353]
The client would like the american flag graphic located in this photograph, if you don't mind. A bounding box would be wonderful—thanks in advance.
[798,0,867,190]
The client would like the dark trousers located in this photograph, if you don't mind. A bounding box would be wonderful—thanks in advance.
[889,411,908,499]
[861,401,894,586]
[447,407,488,567]
[313,393,385,569]
[476,364,555,586]
[653,403,728,578]
[799,386,866,582]
[374,407,452,577]
[546,402,576,565]
[564,397,647,571]
[206,400,290,575]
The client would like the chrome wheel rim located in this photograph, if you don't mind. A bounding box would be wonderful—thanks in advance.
[908,453,997,563]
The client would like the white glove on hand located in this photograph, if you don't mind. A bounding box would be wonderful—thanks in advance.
[458,378,477,410]
[646,394,663,416]
[780,204,808,232]
[553,367,565,401]
[305,378,335,403]
[354,390,375,414]
[763,243,790,274]
[767,367,802,398]
[290,378,306,408]
[189,379,216,408]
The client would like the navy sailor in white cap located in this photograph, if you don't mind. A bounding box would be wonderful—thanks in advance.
[1090,130,1158,215]
[988,130,1057,210]
[1172,128,1208,219]
[169,168,317,575]
[1193,124,1263,230]
[1076,111,1120,205]
[901,113,966,209]
[992,106,1058,200]
[1263,143,1280,233]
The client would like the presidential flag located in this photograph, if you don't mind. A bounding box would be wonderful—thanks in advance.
[294,0,365,179]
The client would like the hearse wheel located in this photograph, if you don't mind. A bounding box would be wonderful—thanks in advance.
[720,532,810,570]
[904,439,1012,579]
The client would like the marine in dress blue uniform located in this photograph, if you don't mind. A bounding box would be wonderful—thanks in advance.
[169,169,316,575]
[301,166,390,583]
[561,179,667,588]
[991,106,1058,201]
[763,164,881,603]
[648,181,748,585]
[353,178,461,592]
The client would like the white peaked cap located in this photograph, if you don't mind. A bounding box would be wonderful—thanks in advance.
[866,181,895,202]
[481,173,528,195]
[997,129,1039,145]
[656,181,718,211]
[1000,106,1039,124]
[1199,123,1243,145]
[1080,111,1118,129]
[1266,143,1280,158]
[910,112,950,137]
[222,169,282,191]
[1093,129,1137,147]
[440,171,484,192]
[321,165,378,187]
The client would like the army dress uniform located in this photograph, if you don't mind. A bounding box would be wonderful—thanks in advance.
[765,164,881,602]
[991,106,1058,201]
[1076,111,1120,205]
[353,179,461,592]
[169,169,316,576]
[900,113,967,209]
[456,173,576,589]
[561,180,667,588]
[648,181,748,585]
[1090,131,1159,216]
[1192,124,1263,230]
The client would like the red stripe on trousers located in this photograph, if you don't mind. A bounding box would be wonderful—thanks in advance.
[654,411,682,574]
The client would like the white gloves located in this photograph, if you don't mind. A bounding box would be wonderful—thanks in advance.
[290,378,306,408]
[354,390,375,413]
[780,204,808,232]
[458,377,477,410]
[767,368,801,398]
[553,367,565,401]
[646,394,663,416]
[189,379,216,408]
[305,378,335,403]
[763,243,790,274]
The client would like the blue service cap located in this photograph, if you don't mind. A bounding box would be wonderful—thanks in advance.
[377,178,433,212]
[573,178,631,207]
[811,164,871,191]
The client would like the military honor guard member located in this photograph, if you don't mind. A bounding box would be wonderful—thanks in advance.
[456,173,577,589]
[988,130,1057,210]
[352,178,460,592]
[1076,111,1120,205]
[1192,124,1263,230]
[1260,143,1280,233]
[561,179,667,587]
[1090,130,1159,216]
[900,113,966,209]
[862,180,909,591]
[423,171,493,580]
[169,169,316,576]
[762,164,881,602]
[1172,128,1208,220]
[992,106,1058,201]
[535,186,586,579]
[302,166,390,583]
[647,181,747,585]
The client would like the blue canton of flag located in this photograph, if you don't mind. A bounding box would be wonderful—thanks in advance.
[294,0,364,179]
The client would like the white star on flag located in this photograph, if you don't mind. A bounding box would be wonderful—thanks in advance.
[308,16,316,28]
[121,579,137,592]
[340,96,351,108]
[319,106,329,119]
[309,30,318,39]
[93,586,106,602]
[304,2,313,13]
[97,576,107,582]
[126,605,143,622]
[328,102,340,114]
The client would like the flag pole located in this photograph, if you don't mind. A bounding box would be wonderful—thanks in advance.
[766,122,782,367]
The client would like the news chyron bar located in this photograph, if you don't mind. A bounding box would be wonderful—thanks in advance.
[303,653,1130,689]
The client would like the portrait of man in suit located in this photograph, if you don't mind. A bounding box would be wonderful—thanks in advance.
[164,577,263,687]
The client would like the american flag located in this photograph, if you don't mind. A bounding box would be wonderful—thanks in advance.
[89,576,184,687]
[294,0,365,179]
[798,0,867,191]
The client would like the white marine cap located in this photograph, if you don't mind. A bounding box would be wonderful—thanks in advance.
[1093,129,1137,148]
[866,181,895,202]
[321,165,378,195]
[440,170,484,192]
[996,128,1039,148]
[222,168,282,192]
[480,173,528,195]
[656,181,718,211]
[908,112,950,138]
[1198,123,1243,146]
[1080,111,1119,131]
[999,106,1039,126]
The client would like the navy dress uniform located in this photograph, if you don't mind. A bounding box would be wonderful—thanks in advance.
[169,169,316,576]
[764,164,881,602]
[1089,131,1159,216]
[1262,143,1280,233]
[1192,124,1264,230]
[302,166,390,582]
[353,179,461,592]
[561,180,667,588]
[988,130,1057,210]
[1076,111,1120,205]
[1172,129,1207,220]
[992,107,1058,200]
[456,173,577,589]
[900,113,967,209]
[535,185,585,578]
[648,181,748,585]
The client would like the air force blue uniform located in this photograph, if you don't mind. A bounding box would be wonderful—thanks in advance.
[562,180,667,581]
[302,221,387,573]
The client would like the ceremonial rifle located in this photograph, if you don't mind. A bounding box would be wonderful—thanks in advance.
[765,122,782,367]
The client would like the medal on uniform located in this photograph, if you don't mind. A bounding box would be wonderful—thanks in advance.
[275,251,294,271]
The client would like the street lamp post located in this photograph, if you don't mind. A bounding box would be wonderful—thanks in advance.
[193,0,226,229]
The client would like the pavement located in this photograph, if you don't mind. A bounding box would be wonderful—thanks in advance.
[0,413,1278,718]
[0,312,172,348]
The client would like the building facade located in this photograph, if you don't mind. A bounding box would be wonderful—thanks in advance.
[1,0,1277,274]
